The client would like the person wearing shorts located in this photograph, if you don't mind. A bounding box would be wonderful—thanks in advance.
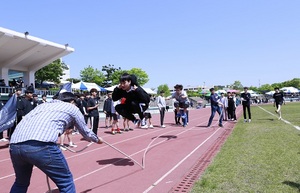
[273,87,284,120]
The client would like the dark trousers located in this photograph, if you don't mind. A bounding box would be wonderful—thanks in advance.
[159,107,166,126]
[208,105,223,126]
[115,102,148,122]
[243,104,251,119]
[91,116,99,135]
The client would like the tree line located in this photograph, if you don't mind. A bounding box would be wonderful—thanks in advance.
[35,59,300,96]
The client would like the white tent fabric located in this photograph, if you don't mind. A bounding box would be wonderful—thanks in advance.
[265,91,275,95]
[241,90,259,97]
[72,81,101,91]
[280,87,299,93]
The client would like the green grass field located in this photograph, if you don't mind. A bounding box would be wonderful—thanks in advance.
[192,102,300,193]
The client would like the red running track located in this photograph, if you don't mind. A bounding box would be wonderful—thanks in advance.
[0,107,242,193]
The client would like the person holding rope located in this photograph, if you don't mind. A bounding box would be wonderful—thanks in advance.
[207,88,224,127]
[8,92,103,193]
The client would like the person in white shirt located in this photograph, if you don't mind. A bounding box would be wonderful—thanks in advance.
[220,93,228,121]
[157,90,167,128]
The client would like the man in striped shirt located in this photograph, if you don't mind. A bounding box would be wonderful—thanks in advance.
[9,92,103,193]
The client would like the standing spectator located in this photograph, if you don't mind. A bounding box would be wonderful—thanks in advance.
[77,94,89,124]
[38,94,47,104]
[87,88,100,135]
[220,93,228,121]
[16,77,24,88]
[227,92,237,121]
[207,88,223,127]
[157,90,166,128]
[18,88,37,118]
[273,87,284,120]
[241,87,252,123]
[8,88,23,139]
[111,99,122,134]
[32,94,39,106]
[103,93,113,128]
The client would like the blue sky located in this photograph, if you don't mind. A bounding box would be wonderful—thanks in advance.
[2,0,300,89]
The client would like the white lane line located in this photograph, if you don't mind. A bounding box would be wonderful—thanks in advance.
[258,106,300,131]
[143,126,223,193]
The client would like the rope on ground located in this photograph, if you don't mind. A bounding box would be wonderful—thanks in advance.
[103,140,144,170]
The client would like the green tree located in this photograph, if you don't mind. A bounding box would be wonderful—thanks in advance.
[102,64,121,87]
[80,65,105,85]
[128,68,149,86]
[66,78,81,84]
[111,69,128,86]
[258,84,273,93]
[230,81,243,90]
[35,59,68,85]
[157,84,171,96]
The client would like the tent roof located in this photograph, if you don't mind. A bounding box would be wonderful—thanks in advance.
[72,81,102,91]
[0,27,74,73]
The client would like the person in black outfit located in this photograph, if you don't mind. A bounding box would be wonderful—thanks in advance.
[18,88,37,117]
[227,92,237,121]
[241,87,251,123]
[112,73,150,127]
[87,88,100,135]
[103,93,113,128]
[77,94,89,123]
[273,87,284,120]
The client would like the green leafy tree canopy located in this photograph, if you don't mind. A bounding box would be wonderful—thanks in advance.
[80,65,105,86]
[35,59,68,85]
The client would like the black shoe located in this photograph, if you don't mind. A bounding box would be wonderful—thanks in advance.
[218,124,223,127]
[207,124,211,128]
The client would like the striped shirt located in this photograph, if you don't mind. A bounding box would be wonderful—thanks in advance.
[10,100,99,144]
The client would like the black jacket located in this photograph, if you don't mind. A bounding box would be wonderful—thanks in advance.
[112,86,150,105]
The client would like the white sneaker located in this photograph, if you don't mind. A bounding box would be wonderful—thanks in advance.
[60,146,67,151]
[149,124,154,128]
[248,119,251,123]
[69,143,77,148]
[141,125,148,129]
[244,119,247,123]
[161,125,166,128]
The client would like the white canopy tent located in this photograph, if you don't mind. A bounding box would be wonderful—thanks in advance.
[280,87,299,93]
[241,90,259,97]
[72,81,105,91]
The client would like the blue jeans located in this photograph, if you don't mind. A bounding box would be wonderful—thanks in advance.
[9,140,75,193]
[208,105,223,126]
